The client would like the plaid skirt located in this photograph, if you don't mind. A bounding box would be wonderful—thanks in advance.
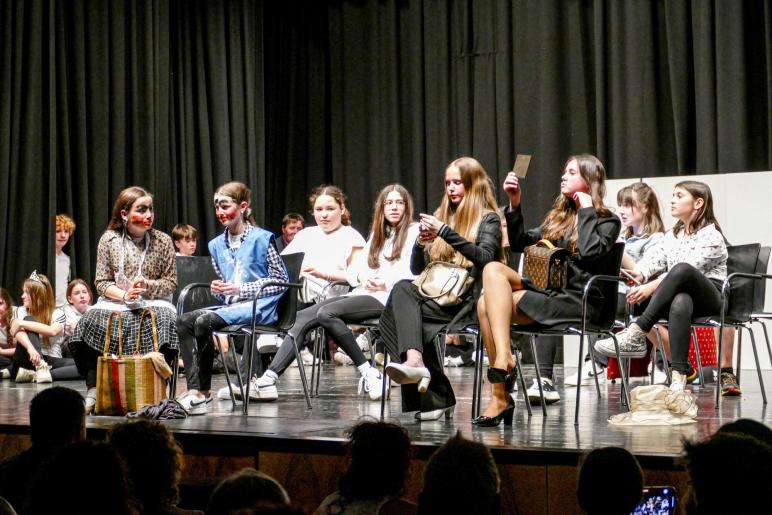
[70,306,178,356]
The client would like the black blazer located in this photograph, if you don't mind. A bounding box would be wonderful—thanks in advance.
[411,211,502,299]
[506,205,621,292]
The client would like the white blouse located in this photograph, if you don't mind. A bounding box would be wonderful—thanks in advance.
[636,223,727,282]
[345,223,420,305]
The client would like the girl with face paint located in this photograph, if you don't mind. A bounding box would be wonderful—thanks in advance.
[176,182,290,415]
[69,186,179,413]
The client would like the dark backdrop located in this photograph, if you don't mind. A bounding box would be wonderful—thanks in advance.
[1,0,771,299]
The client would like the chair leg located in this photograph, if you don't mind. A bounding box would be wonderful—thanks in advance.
[213,335,240,411]
[514,349,532,417]
[471,331,482,419]
[530,336,547,416]
[169,349,179,399]
[380,354,390,420]
[435,333,446,371]
[608,332,631,409]
[755,320,772,369]
[290,334,313,410]
[309,329,319,397]
[691,328,705,388]
[574,331,586,426]
[586,335,602,398]
[746,326,767,404]
[736,327,743,386]
[654,326,671,383]
[314,329,324,395]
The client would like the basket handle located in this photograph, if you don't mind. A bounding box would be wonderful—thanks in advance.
[135,308,160,355]
[102,311,124,357]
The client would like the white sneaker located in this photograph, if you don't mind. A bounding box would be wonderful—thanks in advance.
[333,350,354,366]
[526,378,560,404]
[0,368,10,379]
[647,362,668,385]
[356,332,371,353]
[35,363,52,383]
[256,334,282,354]
[670,370,686,392]
[249,375,279,401]
[564,365,606,387]
[594,324,648,358]
[15,368,35,383]
[289,348,319,367]
[85,387,97,414]
[357,367,383,401]
[177,392,212,416]
[374,352,385,366]
[443,356,465,367]
[217,383,242,400]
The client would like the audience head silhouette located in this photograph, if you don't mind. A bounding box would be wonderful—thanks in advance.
[418,432,500,515]
[109,420,184,515]
[207,468,290,515]
[339,420,412,500]
[683,432,772,514]
[29,386,85,448]
[576,447,643,515]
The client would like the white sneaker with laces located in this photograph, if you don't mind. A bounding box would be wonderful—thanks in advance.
[217,383,242,400]
[177,392,212,415]
[670,370,686,392]
[357,367,383,401]
[647,362,668,385]
[593,324,648,358]
[0,368,10,379]
[35,363,52,383]
[333,350,354,366]
[15,368,35,383]
[85,387,97,414]
[249,375,279,401]
[564,365,606,387]
[256,334,282,354]
[356,333,371,353]
[443,355,465,367]
[526,378,561,404]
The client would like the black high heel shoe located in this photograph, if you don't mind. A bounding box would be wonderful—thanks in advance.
[472,400,515,427]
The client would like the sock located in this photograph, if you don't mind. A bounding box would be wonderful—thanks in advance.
[264,369,279,382]
[721,367,734,375]
[357,362,372,376]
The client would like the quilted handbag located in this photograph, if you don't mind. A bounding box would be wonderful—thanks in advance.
[523,239,571,290]
[95,309,168,416]
[412,261,474,307]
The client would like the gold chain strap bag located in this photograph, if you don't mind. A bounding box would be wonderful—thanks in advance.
[523,239,571,290]
[412,261,474,307]
[95,309,168,415]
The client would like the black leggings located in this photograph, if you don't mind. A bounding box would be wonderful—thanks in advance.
[269,295,384,376]
[635,263,722,373]
[11,317,80,380]
[177,309,230,392]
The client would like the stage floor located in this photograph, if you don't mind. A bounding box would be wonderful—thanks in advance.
[1,364,770,467]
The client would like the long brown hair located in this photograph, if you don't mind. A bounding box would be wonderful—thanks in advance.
[672,181,722,237]
[0,288,14,340]
[617,182,665,239]
[214,181,257,225]
[309,185,351,226]
[368,184,415,268]
[107,186,153,231]
[23,273,56,346]
[428,157,498,267]
[541,154,611,252]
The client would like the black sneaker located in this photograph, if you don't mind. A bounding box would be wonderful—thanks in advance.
[526,378,560,405]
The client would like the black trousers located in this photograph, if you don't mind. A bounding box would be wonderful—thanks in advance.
[635,263,722,373]
[378,281,460,412]
[11,316,80,380]
[269,295,384,375]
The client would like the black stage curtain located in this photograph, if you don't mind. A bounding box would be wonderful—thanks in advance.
[1,0,771,298]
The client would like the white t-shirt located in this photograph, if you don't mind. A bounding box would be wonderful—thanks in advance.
[282,225,366,277]
[345,223,420,305]
[55,252,71,306]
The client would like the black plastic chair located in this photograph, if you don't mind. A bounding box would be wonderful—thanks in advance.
[177,253,310,414]
[684,243,771,408]
[472,243,628,425]
[749,246,772,380]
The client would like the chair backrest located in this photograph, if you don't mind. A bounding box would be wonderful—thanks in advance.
[174,255,219,310]
[274,252,305,331]
[725,243,761,321]
[753,246,771,313]
[592,242,626,329]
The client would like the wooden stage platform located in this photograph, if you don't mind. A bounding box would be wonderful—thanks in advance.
[1,364,770,513]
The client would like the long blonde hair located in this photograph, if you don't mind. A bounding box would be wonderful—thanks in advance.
[23,274,56,347]
[541,154,611,252]
[428,157,498,266]
[368,184,414,269]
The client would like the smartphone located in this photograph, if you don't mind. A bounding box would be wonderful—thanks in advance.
[620,268,641,286]
[633,486,677,515]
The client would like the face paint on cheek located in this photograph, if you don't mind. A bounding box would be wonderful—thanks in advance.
[130,213,152,228]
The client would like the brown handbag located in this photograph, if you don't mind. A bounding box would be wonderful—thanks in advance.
[523,239,571,290]
[95,309,169,416]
